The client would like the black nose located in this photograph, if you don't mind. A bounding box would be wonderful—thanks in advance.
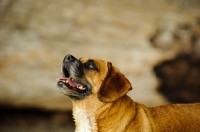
[63,54,76,63]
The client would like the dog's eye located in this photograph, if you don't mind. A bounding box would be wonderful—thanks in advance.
[85,63,96,70]
[84,60,98,71]
[88,64,95,69]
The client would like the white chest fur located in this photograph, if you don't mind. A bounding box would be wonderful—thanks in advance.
[73,108,98,132]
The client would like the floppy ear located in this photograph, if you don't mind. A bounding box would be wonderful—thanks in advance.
[97,62,132,102]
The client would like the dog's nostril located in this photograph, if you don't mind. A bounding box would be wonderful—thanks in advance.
[68,55,75,61]
[64,54,76,63]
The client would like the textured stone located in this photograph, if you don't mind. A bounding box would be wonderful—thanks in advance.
[0,0,199,110]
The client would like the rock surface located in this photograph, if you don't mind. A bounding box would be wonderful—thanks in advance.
[0,0,199,111]
[153,19,200,103]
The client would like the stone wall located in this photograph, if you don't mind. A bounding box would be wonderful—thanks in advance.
[0,0,200,111]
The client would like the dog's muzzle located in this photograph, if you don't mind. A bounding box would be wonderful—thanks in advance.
[62,54,83,78]
[56,54,92,100]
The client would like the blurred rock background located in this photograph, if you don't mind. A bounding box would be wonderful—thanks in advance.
[0,0,200,131]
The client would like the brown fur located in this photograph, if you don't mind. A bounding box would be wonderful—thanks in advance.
[62,57,200,132]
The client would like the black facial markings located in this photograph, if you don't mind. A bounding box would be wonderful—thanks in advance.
[84,59,99,71]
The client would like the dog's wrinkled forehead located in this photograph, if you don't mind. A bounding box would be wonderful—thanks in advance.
[79,57,100,64]
[79,57,108,69]
[79,57,110,83]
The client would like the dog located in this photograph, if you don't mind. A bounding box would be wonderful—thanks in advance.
[56,54,200,132]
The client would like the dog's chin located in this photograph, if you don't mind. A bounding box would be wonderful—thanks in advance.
[57,77,92,100]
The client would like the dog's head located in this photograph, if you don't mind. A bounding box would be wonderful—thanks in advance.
[57,54,132,102]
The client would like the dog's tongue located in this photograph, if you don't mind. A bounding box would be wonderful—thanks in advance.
[56,77,81,87]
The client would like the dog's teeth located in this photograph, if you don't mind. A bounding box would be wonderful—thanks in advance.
[77,86,85,90]
[61,80,68,83]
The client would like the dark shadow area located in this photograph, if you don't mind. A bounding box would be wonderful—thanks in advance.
[154,53,200,103]
[0,105,75,132]
[151,17,200,103]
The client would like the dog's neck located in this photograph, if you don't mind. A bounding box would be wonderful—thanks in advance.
[72,95,137,132]
[73,106,98,132]
[72,95,108,132]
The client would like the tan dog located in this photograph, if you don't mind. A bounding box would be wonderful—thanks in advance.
[57,54,200,132]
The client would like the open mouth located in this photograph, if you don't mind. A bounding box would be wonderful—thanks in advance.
[56,77,87,92]
[56,65,88,94]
